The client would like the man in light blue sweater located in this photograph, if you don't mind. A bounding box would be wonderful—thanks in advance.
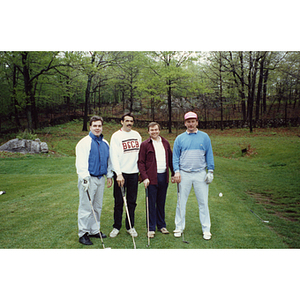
[173,111,214,240]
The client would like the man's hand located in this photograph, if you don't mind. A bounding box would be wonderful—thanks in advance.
[143,178,150,189]
[82,178,89,191]
[107,178,113,188]
[116,174,125,187]
[204,172,214,184]
[174,172,181,183]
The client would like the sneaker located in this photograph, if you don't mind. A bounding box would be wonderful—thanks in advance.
[159,227,169,234]
[203,232,212,240]
[79,232,93,245]
[173,229,182,238]
[147,231,155,238]
[127,228,138,237]
[109,228,120,238]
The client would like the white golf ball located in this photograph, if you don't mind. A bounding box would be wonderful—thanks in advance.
[219,193,223,197]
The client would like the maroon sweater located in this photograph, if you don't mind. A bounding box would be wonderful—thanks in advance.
[138,136,174,185]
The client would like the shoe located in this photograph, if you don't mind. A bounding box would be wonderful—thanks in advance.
[173,229,182,238]
[147,231,155,238]
[79,233,93,245]
[127,228,138,237]
[109,228,120,238]
[159,227,169,234]
[89,232,107,239]
[203,232,212,240]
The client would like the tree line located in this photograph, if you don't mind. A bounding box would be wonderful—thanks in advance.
[1,51,299,134]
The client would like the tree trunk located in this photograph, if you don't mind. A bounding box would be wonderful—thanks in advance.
[21,52,34,132]
[219,52,223,131]
[256,56,265,121]
[263,68,269,114]
[167,81,172,133]
[82,53,96,131]
[239,52,247,122]
[82,74,93,131]
[12,64,21,127]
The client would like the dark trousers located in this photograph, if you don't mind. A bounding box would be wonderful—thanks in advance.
[147,172,168,231]
[113,172,138,230]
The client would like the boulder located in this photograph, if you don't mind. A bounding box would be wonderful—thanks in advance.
[0,138,48,154]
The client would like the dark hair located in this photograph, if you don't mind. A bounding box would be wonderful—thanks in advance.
[148,122,161,131]
[121,113,134,122]
[90,115,103,126]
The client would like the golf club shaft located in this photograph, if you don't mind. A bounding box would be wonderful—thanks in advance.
[250,209,269,223]
[145,187,150,247]
[177,183,189,244]
[120,186,136,249]
[86,190,106,249]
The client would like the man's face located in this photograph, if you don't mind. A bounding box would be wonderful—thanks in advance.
[148,125,160,140]
[90,120,103,137]
[185,118,198,133]
[121,116,134,132]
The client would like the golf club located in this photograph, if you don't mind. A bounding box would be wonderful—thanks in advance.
[0,191,6,195]
[120,185,137,249]
[177,183,189,244]
[145,187,150,247]
[86,190,111,249]
[250,209,269,223]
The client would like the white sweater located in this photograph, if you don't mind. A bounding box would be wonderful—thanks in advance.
[109,129,142,175]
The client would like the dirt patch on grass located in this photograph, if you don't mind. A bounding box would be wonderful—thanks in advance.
[247,191,299,222]
[247,191,273,205]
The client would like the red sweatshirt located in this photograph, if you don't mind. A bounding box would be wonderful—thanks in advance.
[138,136,174,185]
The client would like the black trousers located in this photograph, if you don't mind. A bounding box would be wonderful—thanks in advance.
[113,172,138,230]
[147,172,168,231]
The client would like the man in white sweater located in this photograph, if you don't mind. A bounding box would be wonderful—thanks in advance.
[109,113,142,238]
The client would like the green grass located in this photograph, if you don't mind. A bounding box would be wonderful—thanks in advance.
[0,121,299,249]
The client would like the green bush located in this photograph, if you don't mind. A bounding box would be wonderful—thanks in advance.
[16,129,38,141]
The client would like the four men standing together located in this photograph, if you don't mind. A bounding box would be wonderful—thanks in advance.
[75,111,214,246]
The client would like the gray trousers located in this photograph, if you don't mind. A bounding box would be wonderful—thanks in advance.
[78,176,105,238]
[175,170,211,233]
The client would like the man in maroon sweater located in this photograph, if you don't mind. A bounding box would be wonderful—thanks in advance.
[138,122,175,238]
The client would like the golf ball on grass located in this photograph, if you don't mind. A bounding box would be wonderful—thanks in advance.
[219,192,223,197]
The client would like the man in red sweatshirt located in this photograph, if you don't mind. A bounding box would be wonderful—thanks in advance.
[138,122,175,238]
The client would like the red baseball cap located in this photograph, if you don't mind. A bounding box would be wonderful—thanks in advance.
[184,111,198,120]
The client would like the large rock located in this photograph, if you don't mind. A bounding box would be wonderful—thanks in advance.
[0,138,48,154]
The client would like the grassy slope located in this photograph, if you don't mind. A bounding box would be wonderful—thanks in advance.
[0,121,299,249]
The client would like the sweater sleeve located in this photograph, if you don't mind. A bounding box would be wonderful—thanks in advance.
[205,135,214,171]
[172,136,181,173]
[137,142,148,181]
[75,136,90,180]
[109,132,122,176]
[167,143,175,176]
[107,155,113,178]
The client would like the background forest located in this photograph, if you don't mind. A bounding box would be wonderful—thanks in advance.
[1,0,299,297]
[1,51,300,136]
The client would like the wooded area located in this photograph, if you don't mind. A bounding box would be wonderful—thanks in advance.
[1,51,299,134]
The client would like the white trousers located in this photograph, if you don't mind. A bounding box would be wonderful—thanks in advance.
[78,176,105,238]
[175,170,211,233]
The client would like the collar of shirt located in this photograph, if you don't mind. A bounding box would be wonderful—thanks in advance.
[89,131,103,141]
[186,129,198,135]
[151,136,162,143]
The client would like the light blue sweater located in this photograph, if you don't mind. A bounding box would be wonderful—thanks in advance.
[173,130,214,173]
